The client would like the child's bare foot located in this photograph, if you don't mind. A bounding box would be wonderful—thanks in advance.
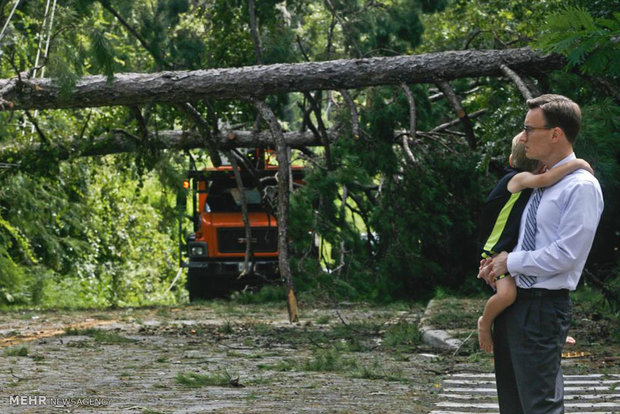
[478,316,494,353]
[565,336,576,345]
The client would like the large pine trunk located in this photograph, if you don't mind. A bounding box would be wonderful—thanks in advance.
[0,48,563,110]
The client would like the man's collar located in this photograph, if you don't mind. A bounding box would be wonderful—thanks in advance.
[549,152,576,169]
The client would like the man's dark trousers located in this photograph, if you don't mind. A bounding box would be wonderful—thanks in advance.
[493,288,572,414]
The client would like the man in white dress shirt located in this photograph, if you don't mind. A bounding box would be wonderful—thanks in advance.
[478,94,604,414]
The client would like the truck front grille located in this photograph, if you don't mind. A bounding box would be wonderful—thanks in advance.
[217,227,278,253]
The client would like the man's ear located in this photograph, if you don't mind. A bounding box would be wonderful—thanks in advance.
[509,154,514,168]
[551,127,561,143]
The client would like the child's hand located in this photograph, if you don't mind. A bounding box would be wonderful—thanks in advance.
[478,258,497,288]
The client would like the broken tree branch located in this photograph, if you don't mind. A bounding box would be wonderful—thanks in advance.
[228,150,253,279]
[304,91,334,170]
[252,99,299,324]
[247,0,264,64]
[500,64,533,100]
[24,110,49,145]
[400,83,417,164]
[0,128,331,166]
[339,89,360,139]
[429,108,487,133]
[174,102,223,166]
[429,85,481,102]
[435,80,477,149]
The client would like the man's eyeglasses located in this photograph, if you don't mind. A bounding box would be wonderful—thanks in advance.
[523,125,553,136]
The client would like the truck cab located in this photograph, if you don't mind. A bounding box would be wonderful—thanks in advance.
[179,151,302,300]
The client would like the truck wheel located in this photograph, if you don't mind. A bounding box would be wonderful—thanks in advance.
[187,268,209,301]
[186,268,229,301]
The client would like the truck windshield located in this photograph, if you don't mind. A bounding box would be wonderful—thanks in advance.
[205,185,265,213]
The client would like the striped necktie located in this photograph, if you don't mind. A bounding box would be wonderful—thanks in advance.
[519,187,544,287]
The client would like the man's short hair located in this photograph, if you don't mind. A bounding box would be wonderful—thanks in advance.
[527,94,581,143]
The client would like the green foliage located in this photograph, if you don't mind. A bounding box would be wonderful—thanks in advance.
[0,0,617,310]
[419,0,571,51]
[529,6,620,306]
[89,29,116,80]
[0,158,183,309]
[533,7,620,76]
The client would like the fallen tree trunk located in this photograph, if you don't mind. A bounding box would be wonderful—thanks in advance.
[0,107,488,165]
[0,48,564,111]
[0,129,326,165]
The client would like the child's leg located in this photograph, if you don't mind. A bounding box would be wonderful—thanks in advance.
[478,276,517,353]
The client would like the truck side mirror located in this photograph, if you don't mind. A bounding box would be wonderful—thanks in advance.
[176,189,188,212]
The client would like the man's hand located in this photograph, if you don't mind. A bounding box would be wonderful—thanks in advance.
[478,252,509,288]
[491,251,509,278]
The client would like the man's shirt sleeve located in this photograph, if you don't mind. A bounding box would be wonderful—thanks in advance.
[507,178,603,278]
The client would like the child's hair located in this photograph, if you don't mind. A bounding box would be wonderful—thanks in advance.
[511,136,541,172]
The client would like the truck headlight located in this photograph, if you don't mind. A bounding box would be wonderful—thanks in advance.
[188,241,208,258]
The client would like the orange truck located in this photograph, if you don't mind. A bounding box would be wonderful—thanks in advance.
[179,151,302,300]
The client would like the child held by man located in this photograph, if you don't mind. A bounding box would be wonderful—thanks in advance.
[477,132,592,352]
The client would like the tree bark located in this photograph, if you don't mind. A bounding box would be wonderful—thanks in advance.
[0,48,564,111]
[436,81,477,150]
[0,129,329,165]
[247,0,264,64]
[252,99,299,324]
[228,151,253,279]
[400,84,417,164]
[500,64,533,100]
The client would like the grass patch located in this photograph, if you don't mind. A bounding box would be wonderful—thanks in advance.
[426,298,482,331]
[315,315,331,325]
[258,347,359,373]
[231,285,286,305]
[175,371,233,388]
[383,322,423,349]
[64,328,135,344]
[257,347,407,381]
[302,347,358,372]
[3,346,28,357]
[218,321,234,334]
[354,360,406,382]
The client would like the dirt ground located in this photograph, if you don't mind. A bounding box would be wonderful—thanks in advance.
[0,300,618,413]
